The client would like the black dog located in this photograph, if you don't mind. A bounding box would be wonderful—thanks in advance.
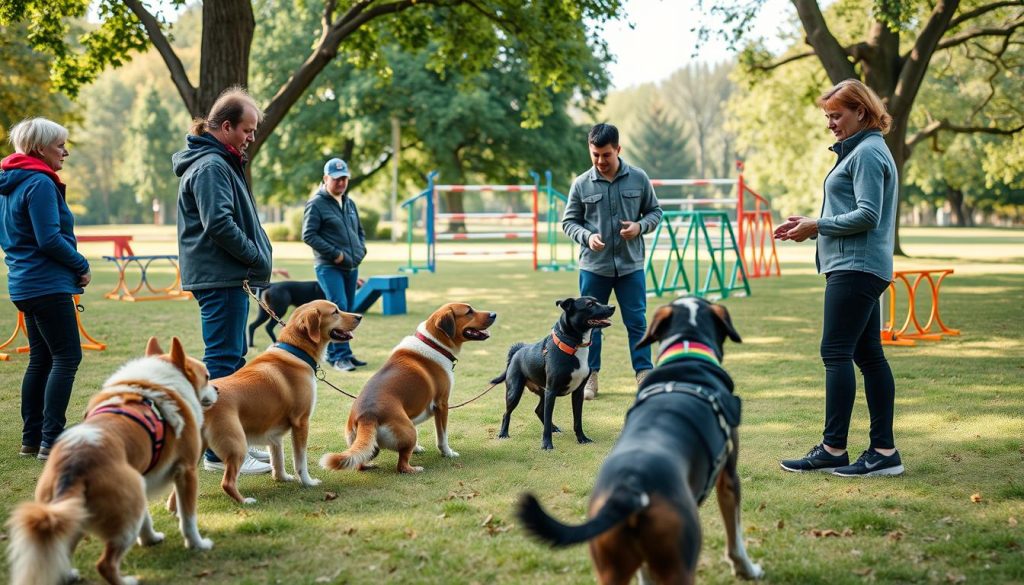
[247,280,325,346]
[492,297,615,450]
[516,296,763,584]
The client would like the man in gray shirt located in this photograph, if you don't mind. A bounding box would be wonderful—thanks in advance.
[562,123,662,399]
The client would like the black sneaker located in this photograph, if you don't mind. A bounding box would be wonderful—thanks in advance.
[349,357,368,367]
[780,444,849,473]
[332,359,356,372]
[833,449,904,477]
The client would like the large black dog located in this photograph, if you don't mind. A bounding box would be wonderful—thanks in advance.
[493,297,615,450]
[516,296,763,584]
[247,280,325,346]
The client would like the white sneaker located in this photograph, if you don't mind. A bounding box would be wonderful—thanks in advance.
[203,455,272,475]
[248,446,270,462]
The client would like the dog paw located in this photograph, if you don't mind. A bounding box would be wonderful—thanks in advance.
[242,497,258,505]
[187,537,214,551]
[138,531,165,546]
[442,449,460,458]
[122,577,140,585]
[496,433,510,439]
[577,436,594,445]
[301,477,322,486]
[399,465,424,474]
[737,562,764,580]
[541,443,555,451]
[551,425,562,433]
[413,444,426,453]
[273,472,295,482]
[357,462,378,471]
[65,568,81,582]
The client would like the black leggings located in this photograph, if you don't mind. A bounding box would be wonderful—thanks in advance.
[12,294,82,449]
[821,271,896,450]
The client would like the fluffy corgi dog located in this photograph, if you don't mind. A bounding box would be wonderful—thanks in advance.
[6,337,217,585]
[200,300,362,504]
[321,302,496,474]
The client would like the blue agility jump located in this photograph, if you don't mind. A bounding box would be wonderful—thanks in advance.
[353,275,408,315]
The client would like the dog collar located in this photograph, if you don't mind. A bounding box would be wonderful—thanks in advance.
[550,330,590,356]
[656,340,720,368]
[88,397,166,474]
[415,331,458,368]
[275,342,319,371]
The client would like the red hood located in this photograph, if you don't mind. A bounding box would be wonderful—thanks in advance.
[1,153,65,187]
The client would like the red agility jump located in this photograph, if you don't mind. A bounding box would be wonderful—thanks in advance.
[881,269,960,347]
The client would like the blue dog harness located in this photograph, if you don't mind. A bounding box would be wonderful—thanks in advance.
[274,341,319,371]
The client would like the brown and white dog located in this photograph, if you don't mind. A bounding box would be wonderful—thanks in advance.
[199,300,361,504]
[6,337,217,585]
[321,302,496,474]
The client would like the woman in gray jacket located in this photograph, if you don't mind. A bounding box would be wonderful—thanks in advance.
[775,79,903,477]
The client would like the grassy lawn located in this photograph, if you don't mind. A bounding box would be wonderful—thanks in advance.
[1,227,1021,584]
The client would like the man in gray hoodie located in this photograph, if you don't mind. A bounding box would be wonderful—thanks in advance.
[563,123,662,399]
[172,86,273,474]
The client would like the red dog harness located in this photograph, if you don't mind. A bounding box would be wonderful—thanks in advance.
[87,397,166,474]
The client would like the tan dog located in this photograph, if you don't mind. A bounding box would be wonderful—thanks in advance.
[200,300,361,504]
[321,302,496,474]
[6,337,217,585]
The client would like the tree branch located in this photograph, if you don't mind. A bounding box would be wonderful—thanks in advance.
[906,119,1024,148]
[122,0,197,115]
[890,0,961,119]
[948,0,1023,29]
[791,0,857,83]
[932,17,1024,53]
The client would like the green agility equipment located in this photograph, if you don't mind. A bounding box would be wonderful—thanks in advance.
[644,211,750,299]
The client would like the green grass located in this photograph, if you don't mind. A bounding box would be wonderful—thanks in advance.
[1,227,1022,584]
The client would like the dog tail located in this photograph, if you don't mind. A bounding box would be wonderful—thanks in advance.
[516,481,649,548]
[6,483,88,585]
[490,341,528,384]
[320,419,378,470]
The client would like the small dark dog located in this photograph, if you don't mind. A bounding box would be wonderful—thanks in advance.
[247,281,325,346]
[516,296,763,584]
[493,297,615,450]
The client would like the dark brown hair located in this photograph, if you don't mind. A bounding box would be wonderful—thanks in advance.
[189,86,264,136]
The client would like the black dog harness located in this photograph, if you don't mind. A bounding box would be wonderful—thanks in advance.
[628,381,739,503]
[87,396,166,474]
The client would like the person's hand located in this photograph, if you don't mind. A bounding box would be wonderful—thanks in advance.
[775,215,818,242]
[334,252,345,264]
[357,278,365,287]
[619,220,641,240]
[588,233,606,252]
[272,268,291,279]
[79,270,92,287]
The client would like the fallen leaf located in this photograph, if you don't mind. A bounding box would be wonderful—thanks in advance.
[561,484,571,493]
[324,491,338,501]
[776,519,785,530]
[446,489,479,501]
[437,512,448,520]
[405,528,418,539]
[852,567,874,577]
[342,526,358,536]
[842,528,854,537]
[314,568,342,583]
[194,569,214,578]
[850,549,862,557]
[809,529,841,538]
[481,514,494,527]
[970,493,983,503]
[757,502,767,512]
[1009,517,1018,527]
[946,572,966,583]
[886,530,904,542]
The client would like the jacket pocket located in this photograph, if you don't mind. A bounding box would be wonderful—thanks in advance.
[620,189,641,219]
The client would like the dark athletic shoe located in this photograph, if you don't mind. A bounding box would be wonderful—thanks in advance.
[833,449,904,477]
[349,357,368,367]
[780,444,849,473]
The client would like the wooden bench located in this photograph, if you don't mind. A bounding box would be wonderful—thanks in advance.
[77,235,135,257]
[352,275,408,315]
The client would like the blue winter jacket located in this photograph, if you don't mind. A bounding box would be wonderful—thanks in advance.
[0,155,89,301]
[172,134,273,291]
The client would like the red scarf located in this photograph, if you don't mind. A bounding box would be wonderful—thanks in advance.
[0,153,65,188]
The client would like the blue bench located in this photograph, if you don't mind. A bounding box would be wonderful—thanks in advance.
[352,275,408,315]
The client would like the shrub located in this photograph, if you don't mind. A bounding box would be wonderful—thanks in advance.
[267,224,291,242]
[360,208,380,240]
[286,207,305,241]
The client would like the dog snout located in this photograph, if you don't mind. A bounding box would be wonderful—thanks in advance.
[487,312,497,323]
[354,314,363,322]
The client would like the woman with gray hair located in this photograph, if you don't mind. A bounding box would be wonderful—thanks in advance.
[0,117,91,461]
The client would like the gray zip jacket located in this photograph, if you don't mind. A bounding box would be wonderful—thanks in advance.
[562,159,662,277]
[816,129,898,281]
[302,188,366,270]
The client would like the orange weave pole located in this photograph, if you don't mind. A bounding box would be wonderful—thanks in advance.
[736,173,781,278]
[0,295,106,356]
[881,269,960,347]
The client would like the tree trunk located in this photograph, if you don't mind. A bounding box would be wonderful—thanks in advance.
[946,186,970,226]
[196,0,254,117]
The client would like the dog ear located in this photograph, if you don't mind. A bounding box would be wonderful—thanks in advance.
[303,305,323,344]
[145,337,164,356]
[438,308,457,340]
[710,303,742,343]
[635,305,674,348]
[169,337,188,370]
[555,298,575,311]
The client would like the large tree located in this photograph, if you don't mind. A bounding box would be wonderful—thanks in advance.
[709,0,1024,253]
[0,21,71,151]
[6,0,624,167]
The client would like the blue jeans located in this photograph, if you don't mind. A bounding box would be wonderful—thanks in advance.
[315,264,358,363]
[821,270,896,450]
[579,269,652,373]
[13,294,82,449]
[193,287,250,379]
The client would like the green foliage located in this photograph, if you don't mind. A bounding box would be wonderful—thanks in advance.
[0,21,73,152]
[266,224,291,242]
[631,100,695,179]
[285,206,304,241]
[121,85,179,224]
[359,207,380,241]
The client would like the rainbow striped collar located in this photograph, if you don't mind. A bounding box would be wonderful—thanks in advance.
[656,340,720,368]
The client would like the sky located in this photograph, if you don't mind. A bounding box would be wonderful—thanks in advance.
[601,0,799,89]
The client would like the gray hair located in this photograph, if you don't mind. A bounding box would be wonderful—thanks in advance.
[8,118,69,155]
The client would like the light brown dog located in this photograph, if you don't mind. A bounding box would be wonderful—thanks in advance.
[200,300,361,504]
[6,337,217,585]
[321,302,496,474]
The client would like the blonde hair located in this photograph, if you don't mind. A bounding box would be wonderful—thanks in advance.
[817,79,892,135]
[8,117,69,154]
[189,86,264,136]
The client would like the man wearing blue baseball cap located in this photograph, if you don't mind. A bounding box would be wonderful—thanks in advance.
[302,157,368,371]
